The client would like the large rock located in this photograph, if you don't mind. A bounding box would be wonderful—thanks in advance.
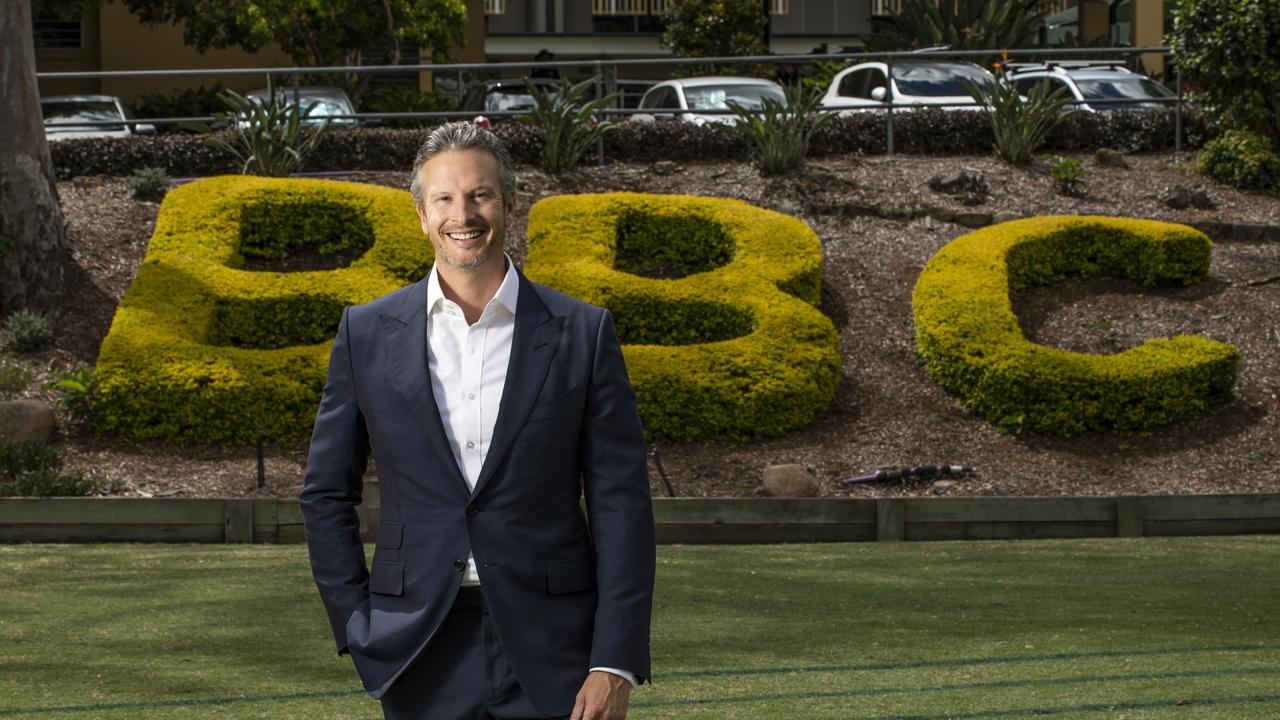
[0,399,56,443]
[927,168,989,206]
[762,464,820,497]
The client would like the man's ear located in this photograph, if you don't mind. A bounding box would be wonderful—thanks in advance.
[504,193,517,222]
[414,202,429,232]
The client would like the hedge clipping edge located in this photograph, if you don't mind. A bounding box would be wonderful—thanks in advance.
[912,215,1238,436]
[527,192,840,441]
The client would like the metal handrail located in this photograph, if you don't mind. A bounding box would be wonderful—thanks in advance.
[38,46,1186,155]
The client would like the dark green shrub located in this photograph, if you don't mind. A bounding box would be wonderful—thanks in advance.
[521,77,618,174]
[0,357,34,394]
[1198,130,1280,194]
[359,84,457,128]
[45,367,97,425]
[1044,154,1089,196]
[660,0,769,77]
[966,65,1076,165]
[868,0,1049,51]
[0,309,55,353]
[0,440,116,497]
[188,79,331,177]
[127,166,170,201]
[130,84,227,133]
[721,83,835,176]
[1170,0,1280,141]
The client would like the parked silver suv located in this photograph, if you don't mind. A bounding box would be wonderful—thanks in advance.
[1004,62,1176,112]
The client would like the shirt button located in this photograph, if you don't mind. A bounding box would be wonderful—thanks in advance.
[467,392,476,401]
[465,440,475,450]
[453,560,465,571]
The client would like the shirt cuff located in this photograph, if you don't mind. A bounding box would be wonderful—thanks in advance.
[590,667,639,689]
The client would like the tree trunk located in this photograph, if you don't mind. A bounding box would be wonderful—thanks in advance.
[0,0,72,317]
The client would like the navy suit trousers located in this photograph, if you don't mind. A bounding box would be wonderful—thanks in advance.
[379,587,570,720]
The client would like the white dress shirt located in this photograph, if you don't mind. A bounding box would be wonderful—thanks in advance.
[424,257,637,688]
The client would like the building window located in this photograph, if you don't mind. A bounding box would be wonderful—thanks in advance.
[33,14,82,49]
[593,0,648,14]
[593,0,666,32]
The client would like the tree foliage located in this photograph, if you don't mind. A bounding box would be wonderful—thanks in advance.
[1170,0,1280,141]
[116,0,467,70]
[660,0,769,75]
[868,0,1053,51]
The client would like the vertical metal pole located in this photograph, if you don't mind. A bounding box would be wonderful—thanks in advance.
[1174,62,1183,154]
[291,69,301,114]
[595,61,605,166]
[885,60,895,155]
[457,69,464,107]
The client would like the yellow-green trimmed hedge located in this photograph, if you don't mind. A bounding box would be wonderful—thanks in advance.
[912,216,1238,436]
[526,192,840,441]
[94,176,432,444]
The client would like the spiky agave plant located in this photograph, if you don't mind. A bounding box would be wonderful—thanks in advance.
[964,62,1075,165]
[869,0,1053,51]
[723,83,835,176]
[521,77,619,174]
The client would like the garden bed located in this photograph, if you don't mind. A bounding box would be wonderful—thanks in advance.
[7,152,1280,500]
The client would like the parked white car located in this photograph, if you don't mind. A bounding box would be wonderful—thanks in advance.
[1004,63,1177,112]
[633,76,786,125]
[41,95,155,141]
[244,86,360,126]
[820,61,996,114]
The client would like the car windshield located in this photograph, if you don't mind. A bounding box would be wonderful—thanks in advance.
[892,64,993,97]
[486,89,537,113]
[301,100,352,118]
[683,84,784,111]
[41,100,124,130]
[1075,78,1175,104]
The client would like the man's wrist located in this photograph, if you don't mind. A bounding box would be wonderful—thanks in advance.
[589,667,638,689]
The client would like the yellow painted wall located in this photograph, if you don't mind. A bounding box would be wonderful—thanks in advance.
[1131,0,1165,77]
[35,11,101,97]
[1077,0,1110,45]
[96,3,296,102]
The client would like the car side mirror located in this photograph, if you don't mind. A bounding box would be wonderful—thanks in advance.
[870,86,888,102]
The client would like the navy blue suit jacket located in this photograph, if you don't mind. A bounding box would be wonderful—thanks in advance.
[299,268,655,716]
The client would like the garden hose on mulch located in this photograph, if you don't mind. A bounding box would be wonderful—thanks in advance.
[839,465,976,485]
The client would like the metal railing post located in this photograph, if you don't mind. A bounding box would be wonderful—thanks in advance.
[885,60,895,155]
[595,61,605,166]
[1175,62,1183,154]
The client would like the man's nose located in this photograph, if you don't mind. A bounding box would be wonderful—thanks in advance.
[449,196,479,224]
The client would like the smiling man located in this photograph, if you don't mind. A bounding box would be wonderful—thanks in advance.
[300,122,655,720]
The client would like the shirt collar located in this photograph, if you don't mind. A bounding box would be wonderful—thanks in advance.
[426,254,520,318]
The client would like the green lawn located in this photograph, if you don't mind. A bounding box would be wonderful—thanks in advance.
[1,537,1278,719]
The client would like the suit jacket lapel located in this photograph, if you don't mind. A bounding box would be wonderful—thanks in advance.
[472,271,563,499]
[379,277,471,496]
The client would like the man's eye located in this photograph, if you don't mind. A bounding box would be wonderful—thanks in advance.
[474,191,490,199]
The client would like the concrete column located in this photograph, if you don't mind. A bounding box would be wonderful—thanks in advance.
[1077,0,1110,45]
[1130,0,1165,78]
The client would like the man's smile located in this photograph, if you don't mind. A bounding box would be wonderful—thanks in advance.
[446,229,485,242]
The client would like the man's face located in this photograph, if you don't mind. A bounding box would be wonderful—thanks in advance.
[415,148,514,276]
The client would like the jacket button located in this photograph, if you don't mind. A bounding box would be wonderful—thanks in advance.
[453,559,465,571]
[467,504,479,517]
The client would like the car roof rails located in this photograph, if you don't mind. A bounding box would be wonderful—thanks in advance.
[1005,60,1130,73]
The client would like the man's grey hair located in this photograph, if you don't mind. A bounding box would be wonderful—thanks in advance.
[409,121,517,206]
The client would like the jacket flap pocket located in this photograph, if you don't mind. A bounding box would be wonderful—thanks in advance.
[376,522,403,549]
[369,560,404,596]
[545,556,595,595]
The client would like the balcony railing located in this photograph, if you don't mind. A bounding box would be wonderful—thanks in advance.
[483,0,506,14]
[874,0,1068,16]
[593,0,649,15]
[770,0,790,14]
